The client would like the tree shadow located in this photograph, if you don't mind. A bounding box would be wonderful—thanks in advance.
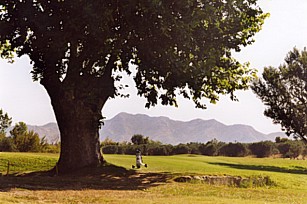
[0,163,171,192]
[208,162,307,175]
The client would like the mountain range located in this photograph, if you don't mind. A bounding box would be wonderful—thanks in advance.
[26,112,286,144]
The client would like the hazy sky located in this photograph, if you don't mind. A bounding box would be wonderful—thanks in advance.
[1,0,307,134]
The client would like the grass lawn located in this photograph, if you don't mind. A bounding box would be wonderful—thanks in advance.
[0,152,307,203]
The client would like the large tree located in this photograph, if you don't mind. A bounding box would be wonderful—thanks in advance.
[0,1,267,174]
[252,48,307,142]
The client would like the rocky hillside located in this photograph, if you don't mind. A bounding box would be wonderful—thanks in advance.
[99,112,285,144]
[24,112,286,144]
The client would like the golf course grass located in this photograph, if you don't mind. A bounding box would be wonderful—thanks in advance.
[0,152,307,203]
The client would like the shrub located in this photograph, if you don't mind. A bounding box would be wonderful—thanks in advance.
[147,144,172,155]
[276,140,304,158]
[42,144,60,153]
[102,145,118,154]
[187,143,202,154]
[219,143,248,157]
[199,140,224,156]
[249,141,275,158]
[172,144,191,154]
[0,137,16,152]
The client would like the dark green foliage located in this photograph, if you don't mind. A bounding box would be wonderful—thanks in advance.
[0,112,48,152]
[101,137,118,147]
[116,144,127,155]
[276,140,304,159]
[131,134,149,145]
[186,143,202,155]
[147,144,173,156]
[123,144,140,155]
[0,136,16,152]
[171,144,191,155]
[285,142,304,159]
[252,48,307,141]
[101,135,307,159]
[249,141,276,158]
[0,122,57,153]
[102,145,119,154]
[199,139,224,156]
[199,143,218,156]
[10,122,41,152]
[0,0,267,108]
[275,136,289,143]
[277,142,291,156]
[41,143,60,153]
[219,142,249,157]
[0,109,12,135]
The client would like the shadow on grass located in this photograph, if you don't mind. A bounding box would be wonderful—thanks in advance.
[0,163,171,192]
[208,162,307,175]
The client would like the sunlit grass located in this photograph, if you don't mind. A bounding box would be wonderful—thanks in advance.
[104,154,307,190]
[0,152,58,174]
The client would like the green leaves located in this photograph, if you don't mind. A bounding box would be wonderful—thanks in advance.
[0,40,14,62]
[10,122,41,152]
[0,109,12,135]
[0,0,267,109]
[128,0,266,108]
[252,48,307,141]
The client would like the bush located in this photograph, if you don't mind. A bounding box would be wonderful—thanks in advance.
[102,145,118,154]
[131,134,149,145]
[42,143,60,153]
[249,141,275,158]
[0,137,16,152]
[285,141,304,159]
[172,144,191,154]
[199,140,224,156]
[276,140,304,158]
[147,144,172,155]
[117,145,127,154]
[219,143,248,157]
[186,143,202,154]
[10,122,42,152]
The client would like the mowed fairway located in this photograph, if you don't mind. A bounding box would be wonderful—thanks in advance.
[0,153,307,204]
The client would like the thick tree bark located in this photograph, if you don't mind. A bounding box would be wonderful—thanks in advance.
[41,75,114,174]
[52,95,105,174]
[39,51,116,174]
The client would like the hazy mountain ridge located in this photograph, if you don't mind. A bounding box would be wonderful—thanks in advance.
[23,112,286,144]
[99,112,285,144]
[27,123,60,144]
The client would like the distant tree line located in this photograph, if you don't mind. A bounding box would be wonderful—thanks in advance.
[101,135,307,159]
[0,121,60,153]
[0,109,60,153]
[1,108,305,158]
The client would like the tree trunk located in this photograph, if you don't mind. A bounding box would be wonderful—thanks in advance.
[41,75,114,174]
[51,91,106,174]
[40,54,116,174]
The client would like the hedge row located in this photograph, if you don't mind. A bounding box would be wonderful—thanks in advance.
[102,139,307,158]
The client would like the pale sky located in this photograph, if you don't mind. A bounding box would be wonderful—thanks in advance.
[0,0,307,134]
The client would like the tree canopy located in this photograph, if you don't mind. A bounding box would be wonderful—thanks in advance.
[0,1,267,108]
[252,48,307,142]
[131,134,149,145]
